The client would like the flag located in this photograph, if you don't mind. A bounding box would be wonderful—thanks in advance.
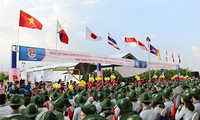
[86,27,102,41]
[124,37,137,47]
[166,50,168,62]
[158,49,161,60]
[178,54,181,63]
[172,53,175,62]
[150,44,159,56]
[19,10,43,30]
[137,41,148,51]
[108,33,120,50]
[57,20,69,44]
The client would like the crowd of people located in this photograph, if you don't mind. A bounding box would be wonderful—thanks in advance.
[0,78,200,120]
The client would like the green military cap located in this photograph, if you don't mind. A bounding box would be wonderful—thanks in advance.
[21,103,42,118]
[116,98,132,113]
[3,115,31,120]
[52,98,67,112]
[179,91,192,101]
[189,88,200,97]
[152,93,164,104]
[51,91,60,102]
[127,91,137,102]
[138,93,151,103]
[100,99,115,110]
[31,95,45,108]
[83,114,106,120]
[39,110,57,120]
[6,94,24,106]
[80,104,97,115]
[162,89,171,99]
[74,95,87,105]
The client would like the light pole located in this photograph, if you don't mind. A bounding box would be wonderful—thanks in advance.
[22,62,26,71]
[146,37,151,82]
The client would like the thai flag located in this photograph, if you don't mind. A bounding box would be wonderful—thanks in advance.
[108,33,120,50]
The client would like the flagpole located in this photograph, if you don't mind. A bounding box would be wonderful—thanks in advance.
[17,27,20,46]
[146,37,151,82]
[56,20,58,50]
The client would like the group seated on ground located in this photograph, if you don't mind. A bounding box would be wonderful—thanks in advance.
[0,79,200,120]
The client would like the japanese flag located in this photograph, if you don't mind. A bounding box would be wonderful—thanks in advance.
[86,26,102,41]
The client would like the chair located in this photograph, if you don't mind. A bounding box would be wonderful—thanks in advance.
[160,108,168,117]
[192,112,199,120]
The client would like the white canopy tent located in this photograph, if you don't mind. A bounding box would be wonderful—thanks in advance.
[116,66,148,78]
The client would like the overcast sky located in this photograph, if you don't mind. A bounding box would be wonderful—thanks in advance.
[0,0,200,72]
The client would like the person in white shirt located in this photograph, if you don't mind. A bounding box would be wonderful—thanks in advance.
[189,88,200,116]
[175,91,195,120]
[4,94,24,117]
[73,95,87,120]
[138,93,154,120]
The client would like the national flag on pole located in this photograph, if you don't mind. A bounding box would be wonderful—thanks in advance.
[172,52,175,62]
[158,49,161,60]
[108,33,120,50]
[150,44,159,56]
[178,54,181,63]
[124,37,137,47]
[57,20,69,44]
[137,41,148,51]
[86,27,102,41]
[166,50,168,62]
[19,10,43,30]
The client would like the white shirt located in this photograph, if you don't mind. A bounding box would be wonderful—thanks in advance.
[36,107,48,120]
[139,106,154,120]
[175,106,195,120]
[93,101,101,114]
[194,101,200,116]
[0,105,24,117]
[164,100,173,110]
[72,107,82,120]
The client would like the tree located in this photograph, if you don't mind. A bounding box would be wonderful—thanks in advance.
[0,72,8,81]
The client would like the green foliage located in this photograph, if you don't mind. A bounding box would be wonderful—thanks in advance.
[91,68,192,82]
[0,72,8,81]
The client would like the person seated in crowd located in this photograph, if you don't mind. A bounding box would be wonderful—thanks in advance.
[138,93,154,120]
[4,94,24,117]
[31,94,48,120]
[99,98,115,119]
[21,103,42,120]
[175,91,195,120]
[80,103,97,119]
[189,88,200,115]
[116,98,136,120]
[73,95,87,120]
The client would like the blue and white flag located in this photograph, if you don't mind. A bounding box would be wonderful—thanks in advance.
[108,33,120,50]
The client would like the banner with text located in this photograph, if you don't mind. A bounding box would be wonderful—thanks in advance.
[19,46,137,66]
[18,45,176,69]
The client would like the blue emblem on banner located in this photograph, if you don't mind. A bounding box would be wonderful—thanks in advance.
[19,46,45,61]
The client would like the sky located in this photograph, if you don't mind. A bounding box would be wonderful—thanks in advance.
[0,0,200,72]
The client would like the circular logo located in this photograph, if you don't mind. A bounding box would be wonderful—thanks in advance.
[28,48,36,58]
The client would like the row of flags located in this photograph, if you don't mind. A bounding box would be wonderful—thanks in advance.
[18,10,181,64]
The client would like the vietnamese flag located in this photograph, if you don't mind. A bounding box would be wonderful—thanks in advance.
[19,10,43,30]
